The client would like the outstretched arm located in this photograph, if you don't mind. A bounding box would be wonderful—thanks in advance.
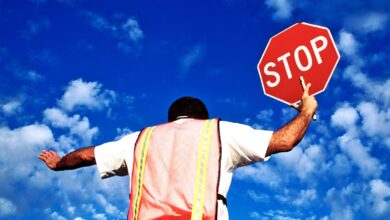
[38,146,96,171]
[266,78,318,156]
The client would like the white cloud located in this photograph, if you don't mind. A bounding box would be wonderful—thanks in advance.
[357,102,390,137]
[44,107,81,128]
[275,144,324,180]
[180,44,205,77]
[331,103,359,130]
[7,60,44,82]
[343,65,390,108]
[69,116,99,145]
[0,124,54,151]
[274,188,317,208]
[1,100,22,115]
[256,109,274,121]
[26,70,44,81]
[265,0,294,20]
[326,179,390,219]
[263,209,301,220]
[57,134,78,150]
[329,154,352,177]
[58,79,116,112]
[0,124,54,185]
[234,163,282,188]
[281,107,297,123]
[338,133,384,178]
[247,190,270,203]
[28,168,56,190]
[44,107,99,147]
[0,197,17,217]
[85,12,114,32]
[93,213,107,220]
[91,174,129,205]
[339,33,390,107]
[326,186,355,220]
[369,179,390,217]
[338,30,359,57]
[346,11,388,33]
[122,18,143,42]
[249,211,262,219]
[95,194,123,216]
[50,211,67,220]
[84,12,143,53]
[115,127,133,140]
[292,189,317,206]
[331,101,387,177]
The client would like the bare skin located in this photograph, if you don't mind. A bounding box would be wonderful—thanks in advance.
[266,79,318,156]
[38,147,95,171]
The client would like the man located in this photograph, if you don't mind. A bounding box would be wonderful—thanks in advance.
[39,81,317,219]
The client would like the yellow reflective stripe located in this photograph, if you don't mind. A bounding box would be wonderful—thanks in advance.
[191,120,208,220]
[191,119,215,220]
[132,126,155,220]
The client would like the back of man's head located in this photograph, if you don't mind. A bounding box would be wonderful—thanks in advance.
[168,96,209,122]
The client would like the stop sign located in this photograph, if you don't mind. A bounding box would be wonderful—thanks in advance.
[257,22,340,105]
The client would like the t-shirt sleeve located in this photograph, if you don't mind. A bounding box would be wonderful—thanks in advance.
[220,121,273,170]
[94,132,140,179]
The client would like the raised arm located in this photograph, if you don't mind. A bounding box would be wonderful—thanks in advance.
[38,146,96,171]
[266,79,318,156]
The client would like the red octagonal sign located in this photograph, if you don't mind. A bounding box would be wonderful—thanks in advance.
[258,22,340,105]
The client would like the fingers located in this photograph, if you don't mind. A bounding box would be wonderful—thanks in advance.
[38,150,48,159]
[290,102,301,111]
[299,76,312,97]
[38,150,55,161]
[304,83,312,96]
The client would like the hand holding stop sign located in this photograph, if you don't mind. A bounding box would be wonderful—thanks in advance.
[291,76,318,120]
[257,22,340,120]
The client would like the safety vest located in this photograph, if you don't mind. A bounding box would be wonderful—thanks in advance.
[129,118,221,220]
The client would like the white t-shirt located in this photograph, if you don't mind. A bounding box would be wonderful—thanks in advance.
[95,119,273,220]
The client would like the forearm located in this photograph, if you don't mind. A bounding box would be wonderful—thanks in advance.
[54,146,96,171]
[266,110,313,156]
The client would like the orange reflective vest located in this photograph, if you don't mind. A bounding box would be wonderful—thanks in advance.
[129,119,221,220]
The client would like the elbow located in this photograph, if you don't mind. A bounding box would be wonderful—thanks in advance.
[268,131,301,156]
[280,141,295,153]
[283,136,303,152]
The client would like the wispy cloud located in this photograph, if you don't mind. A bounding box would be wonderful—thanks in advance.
[6,60,44,82]
[22,17,50,39]
[235,163,282,188]
[84,12,144,53]
[338,30,359,58]
[1,100,22,116]
[179,44,205,78]
[345,11,389,33]
[122,18,144,43]
[0,197,17,217]
[29,49,60,67]
[265,0,294,20]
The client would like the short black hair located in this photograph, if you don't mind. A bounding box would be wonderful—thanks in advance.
[168,96,209,122]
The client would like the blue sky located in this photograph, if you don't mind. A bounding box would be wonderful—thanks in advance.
[0,0,390,219]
